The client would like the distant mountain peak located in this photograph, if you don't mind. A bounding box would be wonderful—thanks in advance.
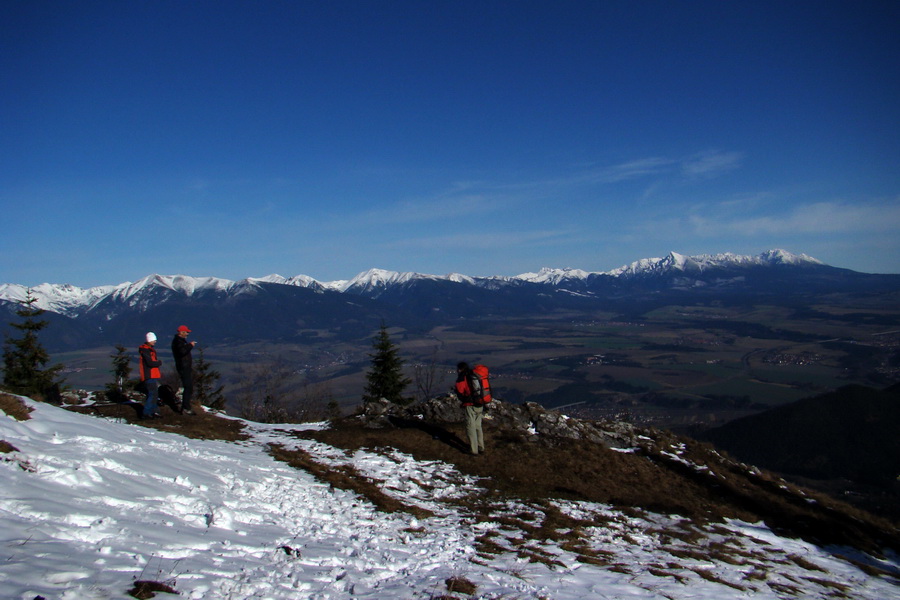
[516,267,592,284]
[607,249,823,278]
[760,248,823,265]
[337,268,444,294]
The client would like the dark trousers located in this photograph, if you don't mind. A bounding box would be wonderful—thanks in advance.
[143,379,159,417]
[178,368,193,410]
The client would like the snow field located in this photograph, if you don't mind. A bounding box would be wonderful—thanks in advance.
[1,398,898,599]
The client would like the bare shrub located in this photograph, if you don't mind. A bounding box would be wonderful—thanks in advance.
[302,379,337,420]
[413,347,446,402]
[231,357,329,423]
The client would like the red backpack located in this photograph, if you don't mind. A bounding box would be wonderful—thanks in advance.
[471,364,492,404]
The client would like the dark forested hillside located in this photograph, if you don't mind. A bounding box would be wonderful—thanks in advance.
[698,384,900,519]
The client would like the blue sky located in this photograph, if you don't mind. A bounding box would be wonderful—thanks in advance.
[2,0,899,287]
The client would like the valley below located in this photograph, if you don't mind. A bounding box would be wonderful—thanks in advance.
[55,292,900,434]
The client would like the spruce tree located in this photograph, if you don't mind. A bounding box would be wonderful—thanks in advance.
[193,347,226,410]
[104,344,133,402]
[2,289,63,398]
[362,323,411,405]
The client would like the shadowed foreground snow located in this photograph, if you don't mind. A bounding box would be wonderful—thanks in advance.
[1,398,897,599]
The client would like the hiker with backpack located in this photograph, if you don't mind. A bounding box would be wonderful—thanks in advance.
[455,362,492,456]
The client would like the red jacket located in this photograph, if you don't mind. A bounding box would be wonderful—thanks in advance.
[139,343,162,381]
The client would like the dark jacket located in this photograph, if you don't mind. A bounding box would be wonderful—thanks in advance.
[171,335,193,372]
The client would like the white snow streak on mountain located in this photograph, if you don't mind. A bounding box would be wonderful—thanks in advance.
[1,398,897,600]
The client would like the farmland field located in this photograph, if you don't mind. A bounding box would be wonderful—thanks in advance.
[53,295,899,432]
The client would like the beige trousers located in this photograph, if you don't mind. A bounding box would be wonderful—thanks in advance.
[465,405,484,454]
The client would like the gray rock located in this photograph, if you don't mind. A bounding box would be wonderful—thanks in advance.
[357,393,643,450]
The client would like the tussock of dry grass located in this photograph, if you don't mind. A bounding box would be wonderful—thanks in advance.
[691,567,747,590]
[0,393,32,421]
[648,567,690,583]
[65,401,248,442]
[444,575,477,595]
[788,554,827,572]
[266,443,435,520]
[128,580,177,599]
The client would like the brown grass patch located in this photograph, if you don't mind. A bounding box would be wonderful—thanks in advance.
[65,402,249,442]
[562,537,616,566]
[474,532,508,557]
[787,553,826,572]
[742,568,769,582]
[445,575,477,595]
[768,581,803,595]
[300,416,900,555]
[652,522,705,545]
[690,567,746,590]
[803,576,852,593]
[707,542,750,566]
[648,567,690,583]
[516,546,567,569]
[128,580,177,599]
[667,546,715,563]
[266,443,435,519]
[307,418,738,519]
[0,393,32,421]
[607,564,633,574]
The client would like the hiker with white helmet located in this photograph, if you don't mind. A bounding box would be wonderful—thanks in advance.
[138,332,163,419]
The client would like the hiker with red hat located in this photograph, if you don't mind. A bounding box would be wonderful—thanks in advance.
[171,325,197,415]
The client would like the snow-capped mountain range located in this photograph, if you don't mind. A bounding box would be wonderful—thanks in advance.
[0,249,823,316]
[2,249,896,351]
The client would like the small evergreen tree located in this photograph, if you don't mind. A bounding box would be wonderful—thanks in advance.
[362,323,411,405]
[2,289,63,399]
[326,398,342,421]
[193,347,226,410]
[104,344,133,402]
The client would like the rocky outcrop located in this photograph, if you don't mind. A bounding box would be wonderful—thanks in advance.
[361,394,642,450]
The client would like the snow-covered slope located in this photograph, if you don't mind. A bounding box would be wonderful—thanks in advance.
[1,396,896,600]
[605,250,823,278]
[0,275,239,315]
[0,282,115,315]
[516,267,593,285]
[103,274,238,307]
[334,267,445,294]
